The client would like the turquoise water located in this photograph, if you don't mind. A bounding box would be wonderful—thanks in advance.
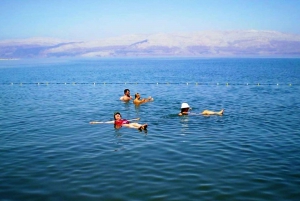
[1,58,300,200]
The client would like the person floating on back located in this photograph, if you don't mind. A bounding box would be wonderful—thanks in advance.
[178,103,224,116]
[90,112,148,131]
[120,89,132,101]
[133,93,154,105]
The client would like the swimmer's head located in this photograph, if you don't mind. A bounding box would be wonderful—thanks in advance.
[124,89,130,97]
[181,103,190,109]
[114,112,121,120]
[181,103,190,113]
[135,93,140,99]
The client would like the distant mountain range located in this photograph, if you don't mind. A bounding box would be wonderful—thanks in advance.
[1,30,300,58]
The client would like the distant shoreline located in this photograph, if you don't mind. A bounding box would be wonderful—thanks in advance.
[0,58,20,60]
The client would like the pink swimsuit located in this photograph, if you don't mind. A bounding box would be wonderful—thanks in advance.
[115,119,130,126]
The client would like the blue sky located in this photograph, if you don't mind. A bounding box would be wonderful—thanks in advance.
[1,0,300,40]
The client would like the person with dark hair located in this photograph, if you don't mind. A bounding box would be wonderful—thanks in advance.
[90,112,148,131]
[178,103,224,116]
[120,89,132,101]
[133,93,154,104]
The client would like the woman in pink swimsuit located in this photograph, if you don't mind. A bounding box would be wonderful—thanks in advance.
[90,112,148,131]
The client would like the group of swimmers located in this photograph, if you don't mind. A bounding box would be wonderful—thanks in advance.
[90,89,224,132]
[120,89,154,104]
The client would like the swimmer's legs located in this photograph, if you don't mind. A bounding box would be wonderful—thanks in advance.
[125,123,148,130]
[201,109,224,115]
[218,109,224,115]
[123,123,140,129]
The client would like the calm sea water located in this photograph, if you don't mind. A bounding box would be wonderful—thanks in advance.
[1,58,300,201]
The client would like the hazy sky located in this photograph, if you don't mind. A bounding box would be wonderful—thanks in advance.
[1,0,299,40]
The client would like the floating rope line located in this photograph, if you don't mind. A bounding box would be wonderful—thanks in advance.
[0,82,298,86]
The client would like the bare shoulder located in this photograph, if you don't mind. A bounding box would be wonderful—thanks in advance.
[120,96,131,101]
[133,99,142,104]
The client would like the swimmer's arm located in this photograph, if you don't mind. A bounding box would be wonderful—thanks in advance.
[188,112,200,115]
[133,99,144,104]
[135,97,153,104]
[90,120,114,124]
[143,96,153,102]
[142,98,150,103]
[133,99,140,103]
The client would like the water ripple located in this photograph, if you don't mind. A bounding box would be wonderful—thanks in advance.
[1,58,300,200]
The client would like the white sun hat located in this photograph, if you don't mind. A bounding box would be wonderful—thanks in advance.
[181,103,190,108]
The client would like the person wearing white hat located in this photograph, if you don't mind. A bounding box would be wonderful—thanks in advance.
[178,103,224,116]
